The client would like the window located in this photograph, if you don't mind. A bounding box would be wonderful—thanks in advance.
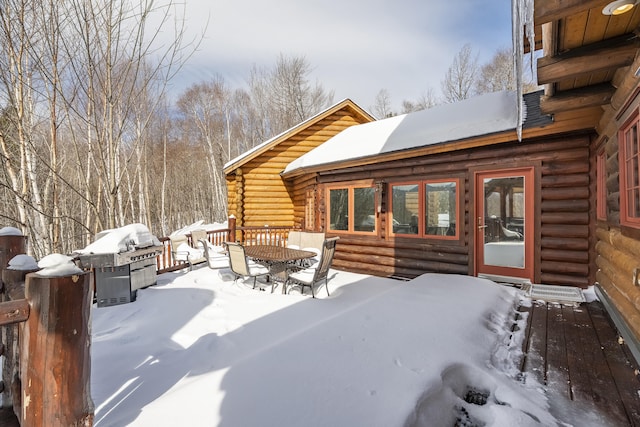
[596,150,607,221]
[620,117,640,228]
[327,183,377,233]
[425,181,457,236]
[391,184,419,235]
[390,178,460,239]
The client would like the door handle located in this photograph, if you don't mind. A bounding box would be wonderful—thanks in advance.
[478,225,487,229]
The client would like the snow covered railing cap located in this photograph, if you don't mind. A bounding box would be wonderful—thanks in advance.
[35,254,83,277]
[0,226,23,236]
[8,254,39,271]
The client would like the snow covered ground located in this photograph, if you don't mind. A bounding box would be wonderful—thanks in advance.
[90,267,573,426]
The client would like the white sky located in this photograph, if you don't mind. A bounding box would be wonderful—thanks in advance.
[162,0,513,112]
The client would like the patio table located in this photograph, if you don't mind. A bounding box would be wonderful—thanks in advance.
[244,245,316,293]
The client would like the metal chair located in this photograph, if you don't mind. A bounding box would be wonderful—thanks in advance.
[226,242,270,290]
[169,234,203,271]
[286,237,339,298]
[199,239,229,269]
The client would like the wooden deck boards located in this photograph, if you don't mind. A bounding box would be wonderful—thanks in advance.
[520,300,640,426]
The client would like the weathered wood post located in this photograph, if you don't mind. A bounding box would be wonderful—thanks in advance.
[0,235,27,275]
[20,271,94,426]
[1,267,35,420]
[0,234,28,412]
[228,215,237,243]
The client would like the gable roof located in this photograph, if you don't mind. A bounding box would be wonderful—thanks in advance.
[283,90,524,176]
[223,99,375,174]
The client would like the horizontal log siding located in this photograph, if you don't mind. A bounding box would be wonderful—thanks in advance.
[596,229,640,341]
[594,68,640,346]
[227,109,369,227]
[313,134,593,283]
[292,173,317,229]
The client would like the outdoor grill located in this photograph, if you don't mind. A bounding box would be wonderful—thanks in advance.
[77,244,163,307]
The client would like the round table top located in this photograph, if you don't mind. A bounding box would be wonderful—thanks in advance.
[244,245,316,262]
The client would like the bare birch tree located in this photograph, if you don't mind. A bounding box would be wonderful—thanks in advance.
[441,43,478,103]
[0,0,194,255]
[176,77,231,222]
[371,89,394,118]
[249,54,334,139]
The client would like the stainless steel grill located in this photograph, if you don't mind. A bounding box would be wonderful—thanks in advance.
[77,245,163,307]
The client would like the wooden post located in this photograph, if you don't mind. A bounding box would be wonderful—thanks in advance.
[0,235,27,287]
[1,268,36,414]
[228,215,237,243]
[20,272,94,426]
[0,235,27,414]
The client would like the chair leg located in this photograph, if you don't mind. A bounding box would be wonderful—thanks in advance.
[325,278,330,296]
[311,281,315,298]
[253,276,257,289]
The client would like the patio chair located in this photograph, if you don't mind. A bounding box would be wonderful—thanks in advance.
[226,242,271,290]
[286,237,339,298]
[170,234,206,271]
[199,239,229,269]
[286,230,302,249]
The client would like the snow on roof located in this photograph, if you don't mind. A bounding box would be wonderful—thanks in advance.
[284,90,523,174]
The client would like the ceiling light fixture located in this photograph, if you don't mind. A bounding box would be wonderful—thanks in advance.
[602,0,637,15]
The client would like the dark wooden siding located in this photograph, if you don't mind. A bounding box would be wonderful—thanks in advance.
[310,134,594,286]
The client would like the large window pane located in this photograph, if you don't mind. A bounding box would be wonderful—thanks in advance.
[425,182,457,236]
[329,189,348,231]
[625,124,640,219]
[354,187,376,232]
[391,184,419,234]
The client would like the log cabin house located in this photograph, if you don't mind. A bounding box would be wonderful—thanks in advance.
[225,1,640,361]
[224,99,375,228]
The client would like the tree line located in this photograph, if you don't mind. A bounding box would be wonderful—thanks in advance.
[0,1,531,258]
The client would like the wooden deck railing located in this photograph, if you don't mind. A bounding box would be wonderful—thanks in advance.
[156,218,297,273]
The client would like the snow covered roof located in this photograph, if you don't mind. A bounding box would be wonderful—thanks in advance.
[283,90,523,175]
[223,99,374,174]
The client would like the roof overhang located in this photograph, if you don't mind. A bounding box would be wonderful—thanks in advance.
[529,0,640,117]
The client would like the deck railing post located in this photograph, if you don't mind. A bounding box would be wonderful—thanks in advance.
[20,271,94,426]
[228,215,236,243]
[0,234,27,413]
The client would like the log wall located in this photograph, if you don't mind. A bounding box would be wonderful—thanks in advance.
[226,107,371,228]
[594,60,640,343]
[310,134,594,286]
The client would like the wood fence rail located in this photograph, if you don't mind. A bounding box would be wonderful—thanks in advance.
[155,218,297,273]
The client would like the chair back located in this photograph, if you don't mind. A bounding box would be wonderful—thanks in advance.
[226,242,250,276]
[169,234,188,255]
[286,230,302,248]
[313,237,339,281]
[299,232,325,254]
[191,229,208,246]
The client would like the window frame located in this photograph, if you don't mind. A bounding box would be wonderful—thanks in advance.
[325,181,378,235]
[388,177,462,241]
[620,112,640,228]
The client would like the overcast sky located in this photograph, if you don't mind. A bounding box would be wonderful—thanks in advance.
[164,0,513,112]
